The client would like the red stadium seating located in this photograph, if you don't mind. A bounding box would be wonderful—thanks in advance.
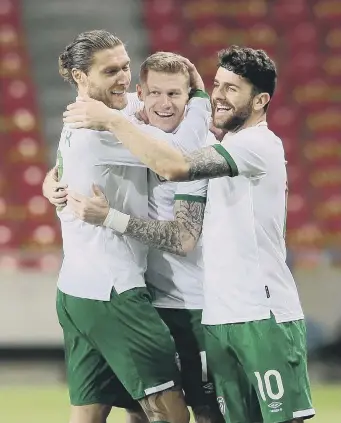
[302,137,340,165]
[324,25,341,51]
[271,0,311,28]
[284,22,320,55]
[312,0,341,25]
[0,0,61,269]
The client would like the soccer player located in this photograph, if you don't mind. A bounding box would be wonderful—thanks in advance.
[53,30,211,423]
[45,51,222,423]
[64,46,315,423]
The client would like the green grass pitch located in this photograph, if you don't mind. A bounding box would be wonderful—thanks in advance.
[0,384,340,422]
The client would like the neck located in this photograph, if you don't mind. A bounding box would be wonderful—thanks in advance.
[77,86,88,98]
[231,111,267,133]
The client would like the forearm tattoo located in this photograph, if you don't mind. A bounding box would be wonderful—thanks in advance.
[187,146,232,181]
[125,200,206,256]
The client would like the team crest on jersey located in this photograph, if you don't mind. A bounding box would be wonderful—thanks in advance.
[217,396,226,415]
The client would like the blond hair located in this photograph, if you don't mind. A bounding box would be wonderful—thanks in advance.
[140,52,190,84]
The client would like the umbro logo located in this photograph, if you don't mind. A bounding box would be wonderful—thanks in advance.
[203,382,214,394]
[268,402,282,413]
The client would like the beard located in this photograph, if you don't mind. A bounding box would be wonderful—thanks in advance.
[213,98,253,132]
[87,82,127,110]
[87,83,110,107]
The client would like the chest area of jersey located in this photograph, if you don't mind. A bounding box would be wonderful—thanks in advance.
[206,176,253,210]
[148,171,178,219]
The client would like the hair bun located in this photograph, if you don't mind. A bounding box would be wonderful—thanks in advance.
[58,50,71,80]
[59,51,69,67]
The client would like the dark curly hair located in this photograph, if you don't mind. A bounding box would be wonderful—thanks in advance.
[218,45,277,111]
[58,30,123,86]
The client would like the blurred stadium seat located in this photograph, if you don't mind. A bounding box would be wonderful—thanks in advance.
[271,0,311,28]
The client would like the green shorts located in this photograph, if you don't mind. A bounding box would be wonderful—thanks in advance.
[204,315,315,423]
[156,308,217,409]
[56,287,180,406]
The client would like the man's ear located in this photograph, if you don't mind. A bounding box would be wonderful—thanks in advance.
[253,92,270,112]
[71,68,86,86]
[136,84,143,101]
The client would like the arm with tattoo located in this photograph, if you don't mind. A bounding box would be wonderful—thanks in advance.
[67,186,205,255]
[63,93,235,181]
[103,115,233,182]
[185,145,233,181]
[125,199,206,256]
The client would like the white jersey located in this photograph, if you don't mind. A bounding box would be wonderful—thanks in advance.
[146,131,215,309]
[56,126,149,300]
[57,95,211,301]
[202,123,304,324]
[122,92,143,116]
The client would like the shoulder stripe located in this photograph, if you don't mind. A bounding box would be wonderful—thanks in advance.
[212,144,239,177]
[189,89,210,100]
[174,194,206,203]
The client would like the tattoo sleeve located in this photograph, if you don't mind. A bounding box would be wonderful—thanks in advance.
[177,145,232,181]
[124,200,206,256]
[161,146,232,181]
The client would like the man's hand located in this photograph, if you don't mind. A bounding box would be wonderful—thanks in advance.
[42,166,68,207]
[67,184,109,225]
[63,96,119,130]
[209,121,227,142]
[135,107,149,124]
[182,58,205,91]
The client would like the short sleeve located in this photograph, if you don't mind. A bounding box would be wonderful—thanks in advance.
[174,179,208,203]
[212,127,271,178]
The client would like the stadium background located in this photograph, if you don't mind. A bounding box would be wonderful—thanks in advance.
[0,0,340,421]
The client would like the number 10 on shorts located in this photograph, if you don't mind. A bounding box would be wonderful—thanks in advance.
[254,370,284,401]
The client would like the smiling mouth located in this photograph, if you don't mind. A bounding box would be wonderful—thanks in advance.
[216,106,232,113]
[155,111,174,118]
[111,90,126,97]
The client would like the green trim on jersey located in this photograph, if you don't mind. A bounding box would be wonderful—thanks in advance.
[213,144,239,177]
[189,89,210,100]
[174,194,207,203]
